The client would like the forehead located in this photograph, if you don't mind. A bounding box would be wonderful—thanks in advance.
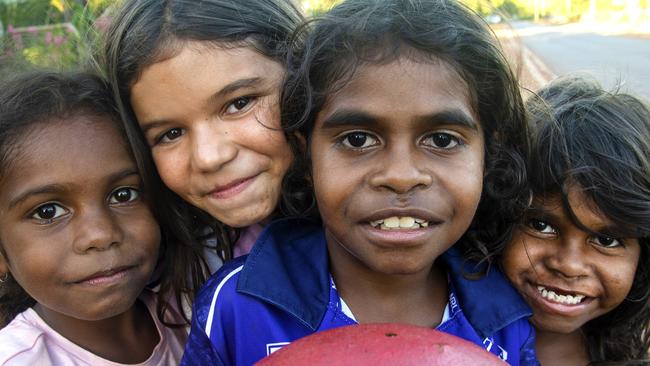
[533,188,618,230]
[316,57,476,127]
[1,115,132,192]
[130,41,283,118]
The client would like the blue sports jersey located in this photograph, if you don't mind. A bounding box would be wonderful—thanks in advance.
[182,219,539,366]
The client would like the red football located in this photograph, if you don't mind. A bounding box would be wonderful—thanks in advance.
[257,323,504,365]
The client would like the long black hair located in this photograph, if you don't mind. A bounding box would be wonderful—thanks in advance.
[525,76,650,363]
[101,0,305,301]
[281,0,530,264]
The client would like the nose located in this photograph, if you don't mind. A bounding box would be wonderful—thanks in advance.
[73,206,122,253]
[368,143,433,194]
[191,122,238,172]
[544,236,590,280]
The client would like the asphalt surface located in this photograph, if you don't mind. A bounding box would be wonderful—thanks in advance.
[513,21,650,99]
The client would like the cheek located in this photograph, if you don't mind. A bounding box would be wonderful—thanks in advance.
[152,150,186,192]
[501,234,536,281]
[604,255,640,306]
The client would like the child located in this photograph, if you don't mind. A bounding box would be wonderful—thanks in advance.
[0,71,187,364]
[183,0,539,365]
[501,76,650,365]
[102,0,306,264]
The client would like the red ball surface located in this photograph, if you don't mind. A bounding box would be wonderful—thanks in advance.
[257,323,504,365]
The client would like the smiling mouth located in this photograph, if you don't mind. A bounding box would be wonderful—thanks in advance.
[210,174,258,200]
[369,216,430,230]
[76,266,133,286]
[537,285,586,305]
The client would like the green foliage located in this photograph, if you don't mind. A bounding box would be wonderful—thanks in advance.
[1,0,113,76]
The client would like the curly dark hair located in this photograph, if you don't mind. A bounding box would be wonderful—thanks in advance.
[0,71,203,327]
[525,75,650,363]
[280,0,530,265]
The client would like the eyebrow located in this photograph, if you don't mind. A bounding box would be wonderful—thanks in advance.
[526,205,625,237]
[8,169,139,210]
[319,109,478,130]
[140,77,264,134]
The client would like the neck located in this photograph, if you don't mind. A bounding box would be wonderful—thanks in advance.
[34,299,159,363]
[535,327,590,366]
[329,248,448,328]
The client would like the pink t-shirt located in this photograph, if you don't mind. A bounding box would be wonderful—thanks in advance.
[0,290,186,366]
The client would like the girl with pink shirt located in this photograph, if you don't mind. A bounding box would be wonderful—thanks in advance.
[0,71,191,365]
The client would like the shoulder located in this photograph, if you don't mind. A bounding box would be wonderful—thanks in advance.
[193,256,247,330]
[0,311,54,365]
[442,248,531,337]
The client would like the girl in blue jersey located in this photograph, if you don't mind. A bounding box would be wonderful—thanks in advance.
[502,76,650,365]
[183,0,539,365]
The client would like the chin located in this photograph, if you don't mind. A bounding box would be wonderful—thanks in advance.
[531,315,581,334]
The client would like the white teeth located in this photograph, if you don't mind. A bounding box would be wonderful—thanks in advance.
[383,216,400,228]
[399,216,415,227]
[537,286,585,305]
[369,216,429,230]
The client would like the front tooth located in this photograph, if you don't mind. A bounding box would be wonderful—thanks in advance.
[399,216,416,228]
[383,216,400,228]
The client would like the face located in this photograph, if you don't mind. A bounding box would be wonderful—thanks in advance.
[0,116,160,323]
[130,42,293,227]
[310,58,485,277]
[502,188,640,334]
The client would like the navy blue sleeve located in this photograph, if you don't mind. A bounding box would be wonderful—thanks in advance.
[519,323,540,366]
[180,257,247,366]
[181,313,225,366]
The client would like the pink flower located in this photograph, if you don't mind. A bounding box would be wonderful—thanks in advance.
[44,31,53,44]
[53,35,65,46]
[7,25,14,34]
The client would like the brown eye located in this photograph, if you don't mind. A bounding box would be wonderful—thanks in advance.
[341,132,378,149]
[528,219,556,234]
[163,128,183,141]
[31,203,67,221]
[424,133,461,149]
[109,188,140,204]
[225,96,256,115]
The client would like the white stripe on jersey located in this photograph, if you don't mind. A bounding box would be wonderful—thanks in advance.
[205,265,244,337]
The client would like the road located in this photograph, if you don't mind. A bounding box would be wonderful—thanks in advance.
[513,22,650,99]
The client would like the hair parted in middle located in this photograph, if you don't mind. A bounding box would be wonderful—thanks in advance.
[102,0,305,268]
[281,0,530,265]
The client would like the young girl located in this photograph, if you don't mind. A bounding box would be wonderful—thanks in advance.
[183,0,538,365]
[102,0,306,266]
[502,76,650,365]
[0,71,187,364]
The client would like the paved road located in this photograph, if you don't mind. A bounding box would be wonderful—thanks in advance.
[513,22,650,99]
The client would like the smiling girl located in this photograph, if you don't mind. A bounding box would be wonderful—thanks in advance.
[0,72,186,365]
[502,76,650,364]
[103,0,305,265]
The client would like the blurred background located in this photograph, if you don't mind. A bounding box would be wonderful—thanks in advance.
[1,0,648,97]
